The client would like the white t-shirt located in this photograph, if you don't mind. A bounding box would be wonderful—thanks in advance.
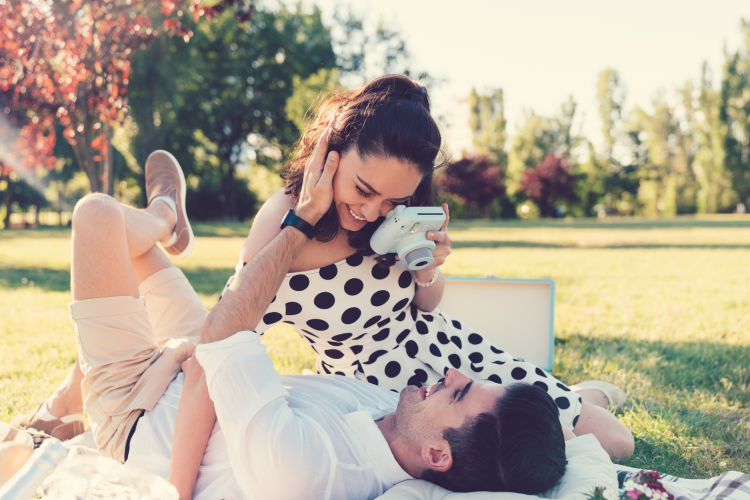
[126,331,411,500]
[126,373,243,500]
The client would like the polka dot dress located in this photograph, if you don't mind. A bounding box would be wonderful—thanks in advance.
[221,254,582,429]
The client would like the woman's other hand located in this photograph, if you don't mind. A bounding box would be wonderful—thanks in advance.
[296,115,339,225]
[422,203,452,271]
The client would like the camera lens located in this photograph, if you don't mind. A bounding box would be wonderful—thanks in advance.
[415,261,428,267]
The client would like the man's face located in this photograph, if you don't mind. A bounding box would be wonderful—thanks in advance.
[391,369,506,448]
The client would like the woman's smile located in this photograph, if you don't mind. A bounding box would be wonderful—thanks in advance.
[346,205,368,223]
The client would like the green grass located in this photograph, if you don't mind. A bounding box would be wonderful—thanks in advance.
[2,215,750,478]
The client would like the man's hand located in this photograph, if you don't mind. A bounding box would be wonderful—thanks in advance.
[296,115,339,225]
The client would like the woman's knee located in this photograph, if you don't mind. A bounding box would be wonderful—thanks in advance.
[72,193,123,230]
[613,426,635,459]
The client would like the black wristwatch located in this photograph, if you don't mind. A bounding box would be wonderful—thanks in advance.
[280,209,316,239]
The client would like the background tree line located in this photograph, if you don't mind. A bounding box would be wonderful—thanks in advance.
[3,7,750,224]
[1,2,413,226]
[439,19,750,219]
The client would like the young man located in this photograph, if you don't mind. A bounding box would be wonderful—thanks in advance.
[50,144,568,499]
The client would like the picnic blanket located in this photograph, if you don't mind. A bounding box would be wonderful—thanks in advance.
[616,465,750,500]
[31,432,750,500]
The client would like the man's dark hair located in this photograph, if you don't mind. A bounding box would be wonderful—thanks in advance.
[421,383,567,494]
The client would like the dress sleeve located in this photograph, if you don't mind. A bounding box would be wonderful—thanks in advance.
[195,332,336,499]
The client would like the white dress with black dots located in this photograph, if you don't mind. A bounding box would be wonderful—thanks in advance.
[221,254,582,429]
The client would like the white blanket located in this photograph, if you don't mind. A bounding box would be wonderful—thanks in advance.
[615,465,750,500]
[37,433,748,500]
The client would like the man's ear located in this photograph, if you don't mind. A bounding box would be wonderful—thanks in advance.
[421,439,452,473]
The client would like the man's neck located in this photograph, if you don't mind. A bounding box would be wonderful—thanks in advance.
[376,413,420,478]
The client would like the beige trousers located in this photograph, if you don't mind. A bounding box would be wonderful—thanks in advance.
[69,267,207,462]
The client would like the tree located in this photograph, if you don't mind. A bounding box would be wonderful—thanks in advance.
[576,68,640,217]
[0,0,252,196]
[468,87,507,166]
[330,7,410,86]
[285,67,340,134]
[436,155,505,218]
[154,7,336,220]
[597,68,626,161]
[519,155,577,218]
[692,62,733,213]
[508,97,579,194]
[719,19,750,208]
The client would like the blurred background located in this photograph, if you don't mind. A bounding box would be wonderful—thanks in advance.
[2,0,750,226]
[4,2,750,476]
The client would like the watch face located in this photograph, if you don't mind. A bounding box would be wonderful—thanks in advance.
[281,209,293,226]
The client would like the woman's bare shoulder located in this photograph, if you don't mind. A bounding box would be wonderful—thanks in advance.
[239,188,294,263]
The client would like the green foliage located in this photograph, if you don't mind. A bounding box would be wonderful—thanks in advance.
[508,97,580,195]
[597,68,626,159]
[719,20,750,208]
[126,6,336,221]
[285,68,341,134]
[468,87,508,166]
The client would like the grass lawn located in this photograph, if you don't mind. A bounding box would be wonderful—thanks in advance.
[2,216,750,478]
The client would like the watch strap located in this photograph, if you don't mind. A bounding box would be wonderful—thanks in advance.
[280,209,315,239]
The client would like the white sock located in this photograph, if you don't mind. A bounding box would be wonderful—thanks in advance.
[151,195,177,222]
[37,400,58,421]
[151,195,178,246]
[37,400,84,423]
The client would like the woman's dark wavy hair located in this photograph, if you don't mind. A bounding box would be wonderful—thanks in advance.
[282,74,445,267]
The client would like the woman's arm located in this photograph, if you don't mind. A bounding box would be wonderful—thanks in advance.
[238,188,293,264]
[410,204,452,312]
[168,356,216,500]
[411,268,445,312]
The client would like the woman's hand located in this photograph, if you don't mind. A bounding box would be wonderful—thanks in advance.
[180,355,198,379]
[295,115,340,226]
[417,203,452,274]
[411,204,449,311]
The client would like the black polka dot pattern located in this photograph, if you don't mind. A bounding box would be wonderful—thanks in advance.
[392,298,409,312]
[371,264,390,280]
[263,312,282,325]
[398,271,412,288]
[289,275,309,291]
[341,308,361,325]
[286,302,302,315]
[363,316,381,329]
[344,279,364,296]
[346,254,364,267]
[221,253,581,432]
[371,290,390,307]
[319,264,338,280]
[385,361,401,378]
[314,292,335,309]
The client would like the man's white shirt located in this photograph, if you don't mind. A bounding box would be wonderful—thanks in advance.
[127,331,411,500]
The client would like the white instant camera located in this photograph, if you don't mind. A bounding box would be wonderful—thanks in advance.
[370,205,447,270]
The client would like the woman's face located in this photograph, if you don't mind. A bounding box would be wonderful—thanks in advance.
[332,149,423,232]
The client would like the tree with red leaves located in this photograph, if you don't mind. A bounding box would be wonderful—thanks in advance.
[0,0,252,195]
[519,154,577,218]
[437,155,505,217]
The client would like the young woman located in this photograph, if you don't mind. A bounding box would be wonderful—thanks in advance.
[166,75,632,498]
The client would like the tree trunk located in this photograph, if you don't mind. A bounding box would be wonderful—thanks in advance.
[57,185,64,226]
[3,169,12,229]
[221,163,238,222]
[102,123,114,196]
[72,137,101,193]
